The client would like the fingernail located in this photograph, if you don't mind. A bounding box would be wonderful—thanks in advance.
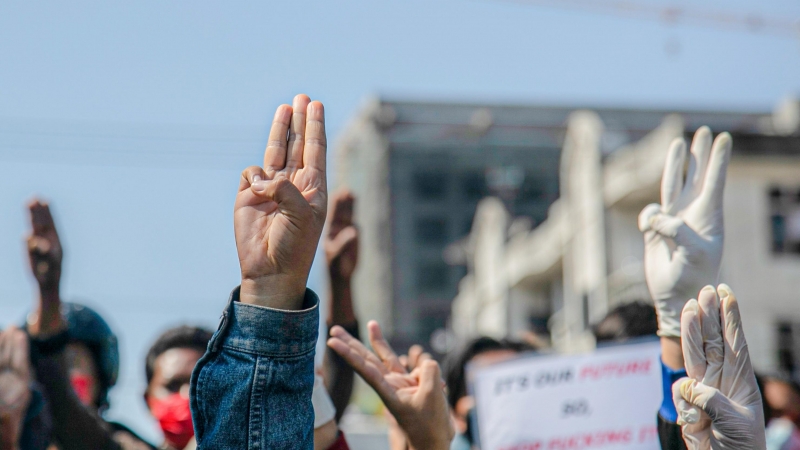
[717,284,731,298]
[253,174,262,183]
[252,180,267,193]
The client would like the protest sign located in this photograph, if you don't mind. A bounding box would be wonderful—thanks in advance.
[470,340,662,450]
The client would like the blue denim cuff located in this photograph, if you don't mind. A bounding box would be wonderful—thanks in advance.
[210,286,319,358]
[659,357,687,423]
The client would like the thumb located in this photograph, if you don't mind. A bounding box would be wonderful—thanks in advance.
[677,378,737,423]
[638,203,661,233]
[326,225,357,254]
[673,378,703,425]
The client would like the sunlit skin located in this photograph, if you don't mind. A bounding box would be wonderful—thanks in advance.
[145,348,202,450]
[146,348,201,402]
[65,342,100,408]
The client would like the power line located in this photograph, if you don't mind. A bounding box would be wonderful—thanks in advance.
[482,0,800,39]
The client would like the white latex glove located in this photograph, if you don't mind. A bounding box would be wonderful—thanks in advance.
[638,127,732,337]
[672,284,766,450]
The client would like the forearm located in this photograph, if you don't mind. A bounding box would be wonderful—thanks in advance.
[191,286,319,449]
[32,353,120,450]
[327,278,356,327]
[325,277,357,421]
[28,289,63,336]
[661,337,684,370]
[323,326,357,422]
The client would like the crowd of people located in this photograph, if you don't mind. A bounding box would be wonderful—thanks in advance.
[0,94,798,450]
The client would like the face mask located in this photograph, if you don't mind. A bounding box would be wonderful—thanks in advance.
[70,373,95,406]
[149,393,194,449]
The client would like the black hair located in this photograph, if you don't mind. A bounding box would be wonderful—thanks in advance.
[443,337,533,409]
[145,326,213,385]
[593,301,658,344]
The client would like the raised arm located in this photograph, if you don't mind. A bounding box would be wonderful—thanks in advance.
[191,95,328,449]
[23,201,144,449]
[323,190,359,421]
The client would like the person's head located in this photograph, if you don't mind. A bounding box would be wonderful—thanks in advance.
[763,374,800,426]
[144,326,212,449]
[443,337,532,441]
[60,302,120,411]
[593,301,658,344]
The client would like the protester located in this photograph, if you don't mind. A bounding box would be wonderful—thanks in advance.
[442,337,532,450]
[23,200,154,449]
[638,127,732,449]
[593,301,658,344]
[144,326,213,450]
[763,375,800,450]
[672,284,766,449]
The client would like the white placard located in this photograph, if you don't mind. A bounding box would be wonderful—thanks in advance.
[470,340,662,450]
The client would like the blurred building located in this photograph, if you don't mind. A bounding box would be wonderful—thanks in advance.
[449,99,800,376]
[334,99,565,351]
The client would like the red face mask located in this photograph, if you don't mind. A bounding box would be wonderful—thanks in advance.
[70,373,95,406]
[148,393,194,449]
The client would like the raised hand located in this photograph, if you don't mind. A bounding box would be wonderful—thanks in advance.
[327,321,454,450]
[638,127,732,337]
[25,200,66,336]
[0,327,32,450]
[235,95,327,310]
[673,285,766,449]
[26,200,62,292]
[325,190,358,280]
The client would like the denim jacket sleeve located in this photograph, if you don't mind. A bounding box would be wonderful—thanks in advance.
[190,286,319,450]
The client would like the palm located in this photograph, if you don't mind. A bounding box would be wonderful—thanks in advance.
[325,190,358,278]
[234,95,327,306]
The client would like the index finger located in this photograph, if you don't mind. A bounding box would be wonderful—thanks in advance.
[367,321,405,374]
[717,284,758,403]
[303,101,326,174]
[681,299,707,381]
[263,105,293,175]
[329,325,389,376]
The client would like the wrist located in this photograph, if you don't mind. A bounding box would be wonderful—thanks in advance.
[240,276,306,310]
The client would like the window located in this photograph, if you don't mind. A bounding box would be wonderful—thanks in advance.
[461,171,486,200]
[777,322,799,377]
[769,187,800,254]
[413,172,446,199]
[417,261,448,291]
[415,218,448,245]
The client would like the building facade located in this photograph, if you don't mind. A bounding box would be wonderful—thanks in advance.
[449,101,800,376]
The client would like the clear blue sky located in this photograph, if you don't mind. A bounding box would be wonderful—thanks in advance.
[1,0,799,442]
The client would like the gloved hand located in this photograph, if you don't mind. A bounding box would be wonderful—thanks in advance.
[672,284,766,450]
[638,127,732,337]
